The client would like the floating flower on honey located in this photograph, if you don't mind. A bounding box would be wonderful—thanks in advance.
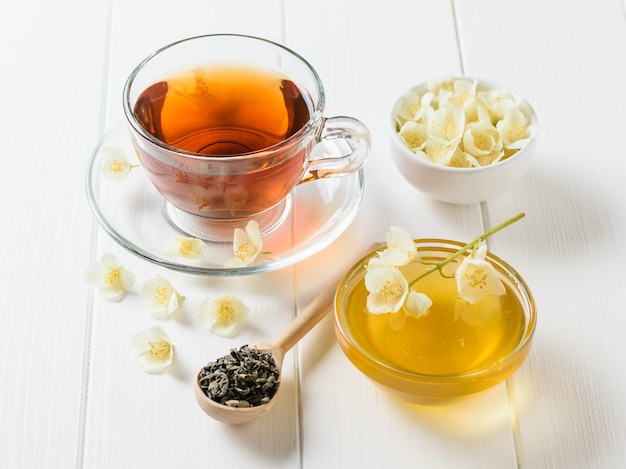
[455,244,505,304]
[84,253,135,301]
[142,274,185,318]
[197,293,250,337]
[404,291,433,318]
[131,326,174,373]
[365,266,408,314]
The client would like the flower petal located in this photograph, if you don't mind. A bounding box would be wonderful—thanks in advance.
[131,326,174,373]
[428,104,465,144]
[365,267,408,314]
[83,253,135,301]
[448,79,477,110]
[142,275,184,317]
[496,106,532,148]
[224,220,263,267]
[477,88,516,121]
[399,121,428,151]
[100,147,133,183]
[197,293,250,337]
[404,291,433,318]
[455,246,506,304]
[163,236,207,260]
[380,226,418,266]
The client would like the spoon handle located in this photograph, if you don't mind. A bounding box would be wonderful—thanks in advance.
[273,280,337,354]
[273,243,382,354]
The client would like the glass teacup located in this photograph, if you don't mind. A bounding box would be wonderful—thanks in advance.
[123,34,370,242]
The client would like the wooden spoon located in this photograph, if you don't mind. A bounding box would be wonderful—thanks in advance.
[193,278,339,424]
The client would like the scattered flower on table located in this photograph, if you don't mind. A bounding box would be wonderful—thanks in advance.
[197,293,250,337]
[84,253,135,301]
[131,326,174,373]
[142,274,185,318]
[364,213,524,317]
[162,236,207,260]
[100,146,137,183]
[395,77,538,167]
[224,220,263,268]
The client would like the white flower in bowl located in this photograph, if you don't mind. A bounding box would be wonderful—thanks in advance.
[462,122,504,167]
[496,106,538,150]
[428,103,465,145]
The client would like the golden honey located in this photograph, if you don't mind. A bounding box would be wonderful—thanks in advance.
[334,241,536,403]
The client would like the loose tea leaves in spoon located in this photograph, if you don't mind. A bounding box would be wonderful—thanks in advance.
[198,345,279,408]
[194,243,382,424]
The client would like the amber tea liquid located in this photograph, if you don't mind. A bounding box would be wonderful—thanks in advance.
[131,64,315,218]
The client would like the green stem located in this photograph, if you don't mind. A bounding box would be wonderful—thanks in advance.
[407,212,525,288]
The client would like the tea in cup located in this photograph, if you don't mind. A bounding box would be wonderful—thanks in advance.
[123,34,370,241]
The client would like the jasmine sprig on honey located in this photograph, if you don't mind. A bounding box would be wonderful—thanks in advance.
[364,212,525,317]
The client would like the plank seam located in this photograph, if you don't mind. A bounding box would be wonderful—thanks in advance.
[75,0,114,466]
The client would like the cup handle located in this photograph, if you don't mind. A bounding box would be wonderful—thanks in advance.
[300,116,371,183]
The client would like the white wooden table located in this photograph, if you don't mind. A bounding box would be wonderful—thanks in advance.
[2,0,626,467]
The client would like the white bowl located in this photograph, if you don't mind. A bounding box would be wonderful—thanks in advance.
[389,78,540,204]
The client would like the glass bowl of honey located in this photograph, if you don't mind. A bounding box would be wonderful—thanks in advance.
[333,239,536,405]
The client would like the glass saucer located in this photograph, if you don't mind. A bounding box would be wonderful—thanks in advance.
[86,123,365,276]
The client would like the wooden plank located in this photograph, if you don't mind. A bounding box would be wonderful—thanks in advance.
[0,1,109,468]
[81,1,306,468]
[455,0,626,467]
[7,0,626,467]
[287,0,519,467]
